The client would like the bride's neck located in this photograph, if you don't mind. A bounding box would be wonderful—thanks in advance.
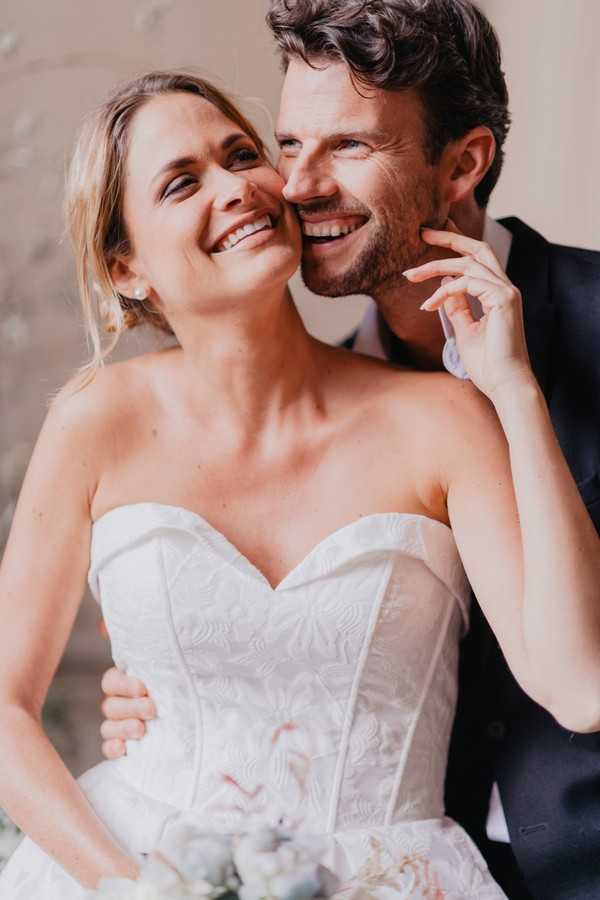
[170,288,321,441]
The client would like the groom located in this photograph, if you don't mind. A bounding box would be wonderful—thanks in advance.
[100,1,600,897]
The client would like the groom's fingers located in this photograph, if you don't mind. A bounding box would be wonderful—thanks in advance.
[102,738,127,760]
[101,666,148,699]
[101,718,146,741]
[100,695,156,721]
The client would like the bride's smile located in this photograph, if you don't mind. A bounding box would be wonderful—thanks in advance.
[111,92,302,327]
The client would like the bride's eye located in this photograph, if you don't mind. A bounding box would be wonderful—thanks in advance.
[230,147,260,170]
[163,175,197,199]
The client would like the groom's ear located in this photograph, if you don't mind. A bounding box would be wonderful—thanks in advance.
[440,126,496,206]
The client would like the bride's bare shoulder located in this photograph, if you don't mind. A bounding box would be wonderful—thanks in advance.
[49,350,169,448]
[323,343,495,437]
[326,342,465,402]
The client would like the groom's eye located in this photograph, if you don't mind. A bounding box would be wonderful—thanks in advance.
[277,139,301,156]
[335,139,368,155]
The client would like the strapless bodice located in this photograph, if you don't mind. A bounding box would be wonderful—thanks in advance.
[88,503,469,842]
[1,502,507,899]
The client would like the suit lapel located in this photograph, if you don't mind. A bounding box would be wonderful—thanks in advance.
[500,216,555,401]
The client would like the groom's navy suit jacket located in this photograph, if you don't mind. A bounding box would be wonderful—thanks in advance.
[345,217,600,900]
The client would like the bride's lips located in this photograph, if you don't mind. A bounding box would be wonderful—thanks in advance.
[210,212,278,255]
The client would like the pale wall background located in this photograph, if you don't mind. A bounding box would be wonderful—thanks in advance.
[0,0,598,773]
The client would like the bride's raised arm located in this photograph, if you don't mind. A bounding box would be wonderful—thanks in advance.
[0,379,139,887]
[405,226,600,732]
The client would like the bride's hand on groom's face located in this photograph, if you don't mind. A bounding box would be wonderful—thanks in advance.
[100,667,155,760]
[403,222,535,402]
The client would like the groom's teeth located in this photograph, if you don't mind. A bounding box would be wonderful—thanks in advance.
[301,220,362,238]
[216,215,272,252]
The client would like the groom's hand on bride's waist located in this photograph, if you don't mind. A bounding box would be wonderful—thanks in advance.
[100,666,156,759]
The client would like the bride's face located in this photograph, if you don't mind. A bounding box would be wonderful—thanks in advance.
[116,92,301,323]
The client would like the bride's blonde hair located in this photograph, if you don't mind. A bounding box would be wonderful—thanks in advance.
[65,71,266,384]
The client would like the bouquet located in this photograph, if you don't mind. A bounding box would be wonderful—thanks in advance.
[93,821,342,900]
[91,722,349,900]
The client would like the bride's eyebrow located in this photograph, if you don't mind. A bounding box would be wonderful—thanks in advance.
[150,132,250,186]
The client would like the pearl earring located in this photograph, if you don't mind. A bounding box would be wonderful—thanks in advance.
[133,286,146,300]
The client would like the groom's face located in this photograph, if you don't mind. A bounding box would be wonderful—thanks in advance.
[276,58,445,297]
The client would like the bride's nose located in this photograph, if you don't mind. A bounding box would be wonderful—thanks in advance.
[213,171,259,212]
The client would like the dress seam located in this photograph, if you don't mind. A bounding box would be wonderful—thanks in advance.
[158,536,204,809]
[385,595,455,824]
[326,557,394,832]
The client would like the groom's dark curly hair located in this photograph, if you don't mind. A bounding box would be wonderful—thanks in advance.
[266,0,510,208]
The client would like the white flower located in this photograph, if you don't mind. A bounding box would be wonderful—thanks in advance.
[234,826,339,900]
[157,823,238,891]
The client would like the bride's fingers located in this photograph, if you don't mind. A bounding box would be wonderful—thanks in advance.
[430,278,475,341]
[101,718,146,741]
[102,738,127,760]
[420,227,504,277]
[100,695,156,721]
[101,666,148,699]
[420,275,496,312]
[404,254,504,286]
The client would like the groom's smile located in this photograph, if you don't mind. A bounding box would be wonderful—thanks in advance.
[297,209,370,258]
[276,57,443,299]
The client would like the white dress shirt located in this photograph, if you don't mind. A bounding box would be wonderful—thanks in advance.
[351,214,513,844]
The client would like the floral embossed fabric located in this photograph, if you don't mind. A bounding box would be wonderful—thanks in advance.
[0,503,505,898]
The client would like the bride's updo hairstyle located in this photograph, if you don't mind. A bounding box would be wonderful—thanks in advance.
[65,71,266,380]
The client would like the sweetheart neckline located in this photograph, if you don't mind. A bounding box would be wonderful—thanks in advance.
[91,501,454,592]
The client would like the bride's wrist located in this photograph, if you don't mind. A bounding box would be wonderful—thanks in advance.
[488,372,542,418]
[94,851,140,887]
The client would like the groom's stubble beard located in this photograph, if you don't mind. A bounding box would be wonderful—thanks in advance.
[299,175,443,300]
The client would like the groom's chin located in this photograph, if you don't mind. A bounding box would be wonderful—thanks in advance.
[299,258,361,298]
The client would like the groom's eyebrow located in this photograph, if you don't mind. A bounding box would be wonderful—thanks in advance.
[275,128,389,146]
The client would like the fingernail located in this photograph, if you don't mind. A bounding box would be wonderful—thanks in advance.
[143,701,156,718]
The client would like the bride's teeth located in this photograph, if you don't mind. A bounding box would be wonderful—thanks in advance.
[216,214,273,252]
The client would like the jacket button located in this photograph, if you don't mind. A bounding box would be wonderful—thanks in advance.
[487,720,506,740]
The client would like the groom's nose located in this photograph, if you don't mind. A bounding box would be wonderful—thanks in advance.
[282,157,338,205]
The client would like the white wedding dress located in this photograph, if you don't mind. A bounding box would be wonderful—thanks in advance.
[0,503,505,898]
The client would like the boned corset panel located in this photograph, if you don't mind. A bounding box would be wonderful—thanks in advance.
[88,503,470,837]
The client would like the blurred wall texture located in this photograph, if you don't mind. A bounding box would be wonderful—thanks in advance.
[1,0,599,772]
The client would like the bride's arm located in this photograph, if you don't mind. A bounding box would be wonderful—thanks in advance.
[442,378,600,732]
[405,227,600,733]
[0,384,139,887]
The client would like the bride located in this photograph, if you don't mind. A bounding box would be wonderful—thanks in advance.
[0,70,599,899]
